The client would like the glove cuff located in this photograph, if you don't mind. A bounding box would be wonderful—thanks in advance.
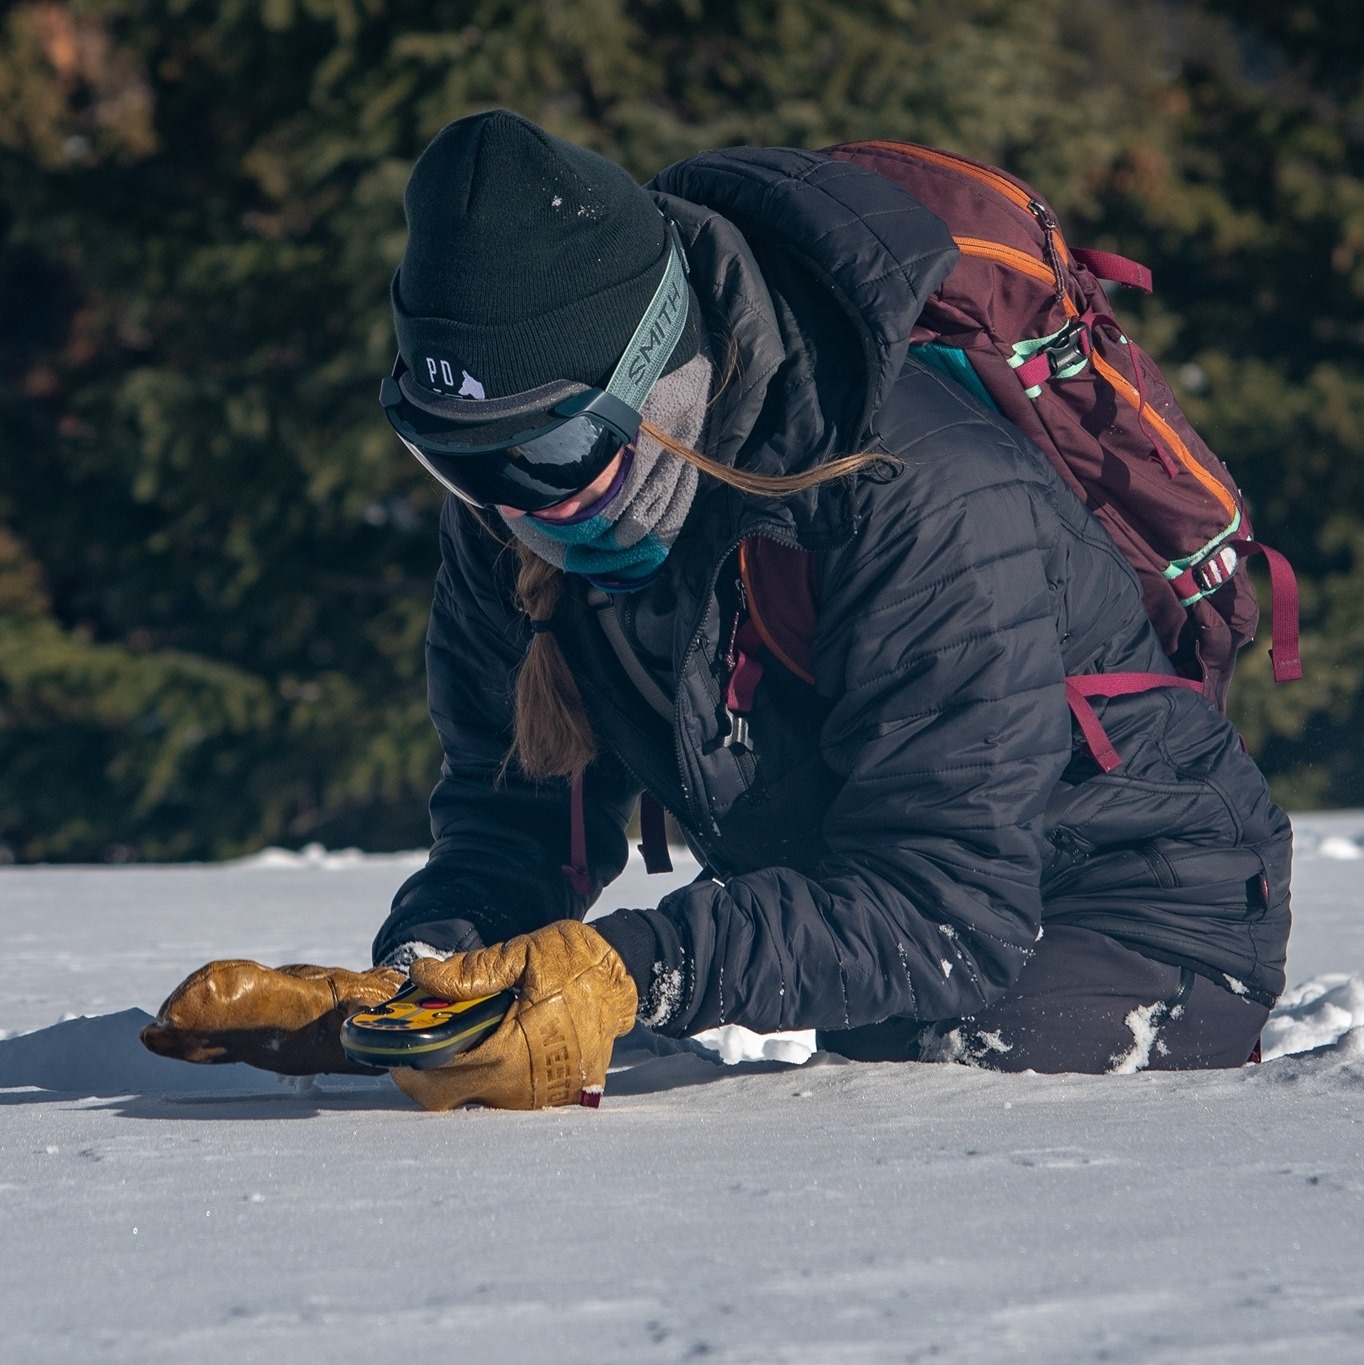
[592,909,690,1029]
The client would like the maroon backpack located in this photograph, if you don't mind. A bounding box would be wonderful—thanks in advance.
[608,140,1303,886]
[733,141,1301,760]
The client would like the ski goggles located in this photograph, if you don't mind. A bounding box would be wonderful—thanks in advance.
[380,223,690,512]
[380,364,641,511]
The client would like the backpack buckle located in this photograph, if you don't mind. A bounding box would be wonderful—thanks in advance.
[1010,320,1094,393]
[1193,545,1240,595]
[1046,319,1092,377]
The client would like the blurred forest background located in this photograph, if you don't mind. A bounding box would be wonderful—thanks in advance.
[1,0,1361,862]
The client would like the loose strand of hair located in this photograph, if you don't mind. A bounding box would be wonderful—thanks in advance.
[638,419,895,495]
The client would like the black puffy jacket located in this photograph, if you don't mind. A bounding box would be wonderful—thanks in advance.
[373,147,1291,1034]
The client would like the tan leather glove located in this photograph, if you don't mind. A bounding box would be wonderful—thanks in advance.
[140,960,405,1075]
[390,920,638,1111]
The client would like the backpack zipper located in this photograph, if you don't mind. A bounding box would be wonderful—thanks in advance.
[850,139,1070,240]
[1090,352,1240,519]
[845,139,1073,298]
[954,236,1077,301]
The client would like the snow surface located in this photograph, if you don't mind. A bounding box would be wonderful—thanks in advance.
[3,812,1364,1363]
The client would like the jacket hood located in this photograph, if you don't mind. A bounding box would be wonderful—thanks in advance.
[650,146,959,476]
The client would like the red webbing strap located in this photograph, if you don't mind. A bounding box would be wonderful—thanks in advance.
[1010,352,1049,392]
[1233,539,1303,683]
[726,619,766,714]
[1072,247,1154,294]
[1064,673,1204,773]
[637,792,673,875]
[562,772,592,897]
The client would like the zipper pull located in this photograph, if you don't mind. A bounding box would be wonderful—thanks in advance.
[722,710,752,752]
[724,574,747,668]
[1028,198,1068,304]
[722,574,757,753]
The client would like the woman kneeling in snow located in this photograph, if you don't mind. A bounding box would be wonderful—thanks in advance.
[144,111,1290,1105]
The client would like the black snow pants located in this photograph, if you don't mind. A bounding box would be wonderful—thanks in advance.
[817,925,1269,1074]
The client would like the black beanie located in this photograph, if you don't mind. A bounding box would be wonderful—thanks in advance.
[392,109,697,398]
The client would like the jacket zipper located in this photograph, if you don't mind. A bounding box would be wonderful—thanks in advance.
[1052,827,1091,864]
[673,527,801,835]
[721,578,750,754]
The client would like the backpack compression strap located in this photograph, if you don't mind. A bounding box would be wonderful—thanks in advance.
[1063,674,1205,773]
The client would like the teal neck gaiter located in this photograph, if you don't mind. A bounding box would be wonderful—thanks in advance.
[502,349,713,591]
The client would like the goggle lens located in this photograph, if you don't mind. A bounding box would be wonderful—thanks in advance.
[394,412,630,512]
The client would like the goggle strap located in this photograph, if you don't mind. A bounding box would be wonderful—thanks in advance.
[601,227,690,414]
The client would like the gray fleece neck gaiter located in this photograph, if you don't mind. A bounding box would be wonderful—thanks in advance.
[501,349,714,592]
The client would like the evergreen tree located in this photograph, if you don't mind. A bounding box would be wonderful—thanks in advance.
[1,0,1360,861]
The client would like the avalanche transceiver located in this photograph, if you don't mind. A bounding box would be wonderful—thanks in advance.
[339,980,514,1070]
